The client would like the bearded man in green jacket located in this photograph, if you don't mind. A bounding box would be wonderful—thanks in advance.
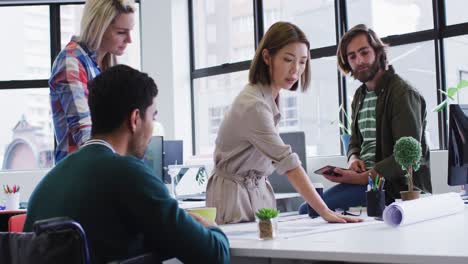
[300,24,432,214]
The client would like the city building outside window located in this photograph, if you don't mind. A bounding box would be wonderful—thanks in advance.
[0,2,141,171]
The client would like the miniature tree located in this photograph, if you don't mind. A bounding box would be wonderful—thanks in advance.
[394,137,422,192]
[255,208,280,239]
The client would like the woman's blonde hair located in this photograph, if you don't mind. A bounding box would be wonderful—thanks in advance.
[249,21,311,92]
[78,0,135,70]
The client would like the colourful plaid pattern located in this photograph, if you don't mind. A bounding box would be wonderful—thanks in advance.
[49,36,101,163]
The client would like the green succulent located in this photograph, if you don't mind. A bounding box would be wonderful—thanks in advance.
[255,208,280,220]
[394,137,422,171]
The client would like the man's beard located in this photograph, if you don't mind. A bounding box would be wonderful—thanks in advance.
[352,58,380,83]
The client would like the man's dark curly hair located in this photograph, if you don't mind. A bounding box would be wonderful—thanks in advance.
[88,64,158,135]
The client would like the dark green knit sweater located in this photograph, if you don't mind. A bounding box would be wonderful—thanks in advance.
[24,144,229,263]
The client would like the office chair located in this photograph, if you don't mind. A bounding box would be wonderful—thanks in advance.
[1,217,160,264]
[8,213,27,232]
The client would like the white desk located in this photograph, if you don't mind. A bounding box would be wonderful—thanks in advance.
[178,201,206,209]
[178,192,301,211]
[225,206,468,264]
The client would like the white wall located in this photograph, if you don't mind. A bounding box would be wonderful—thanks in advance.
[140,0,193,156]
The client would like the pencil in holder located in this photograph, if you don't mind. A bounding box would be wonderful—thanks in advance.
[366,190,385,217]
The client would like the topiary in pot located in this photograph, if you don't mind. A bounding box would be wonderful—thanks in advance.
[394,137,422,201]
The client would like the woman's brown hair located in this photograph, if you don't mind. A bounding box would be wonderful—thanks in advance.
[249,21,311,92]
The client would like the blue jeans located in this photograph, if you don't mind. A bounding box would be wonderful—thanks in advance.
[298,183,367,215]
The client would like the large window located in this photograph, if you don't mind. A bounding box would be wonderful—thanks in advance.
[279,93,299,130]
[263,0,336,49]
[300,57,341,156]
[445,0,468,25]
[0,1,142,171]
[388,42,439,149]
[0,6,51,80]
[0,89,53,170]
[193,71,247,155]
[347,0,433,37]
[192,0,255,68]
[189,0,468,156]
[445,35,468,103]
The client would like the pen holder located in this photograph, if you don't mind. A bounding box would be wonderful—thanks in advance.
[366,190,385,218]
[5,192,20,210]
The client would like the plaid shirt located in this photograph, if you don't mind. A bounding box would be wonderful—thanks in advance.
[50,36,101,163]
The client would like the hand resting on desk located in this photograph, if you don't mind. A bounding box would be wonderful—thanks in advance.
[320,209,363,223]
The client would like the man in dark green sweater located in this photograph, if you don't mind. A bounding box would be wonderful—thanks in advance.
[24,65,230,263]
[300,24,432,214]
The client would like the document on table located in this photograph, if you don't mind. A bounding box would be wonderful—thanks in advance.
[383,192,465,227]
[220,214,382,240]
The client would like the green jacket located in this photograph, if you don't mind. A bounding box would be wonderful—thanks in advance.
[348,66,432,201]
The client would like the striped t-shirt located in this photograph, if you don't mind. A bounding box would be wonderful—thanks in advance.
[358,91,377,168]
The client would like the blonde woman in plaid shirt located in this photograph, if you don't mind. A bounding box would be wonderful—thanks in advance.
[50,0,135,163]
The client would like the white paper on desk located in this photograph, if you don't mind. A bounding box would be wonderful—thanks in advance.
[221,215,382,240]
[383,192,465,227]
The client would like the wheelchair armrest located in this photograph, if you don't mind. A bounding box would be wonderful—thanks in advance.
[32,217,91,264]
[33,217,80,235]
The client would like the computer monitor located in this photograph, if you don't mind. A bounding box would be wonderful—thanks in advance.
[448,104,468,195]
[143,136,164,180]
[268,132,307,211]
[163,140,183,183]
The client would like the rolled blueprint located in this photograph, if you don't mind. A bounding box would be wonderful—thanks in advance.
[383,192,465,227]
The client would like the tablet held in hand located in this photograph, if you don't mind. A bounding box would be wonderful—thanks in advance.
[313,165,345,177]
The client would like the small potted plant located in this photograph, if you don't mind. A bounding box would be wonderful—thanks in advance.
[394,137,422,201]
[255,208,279,240]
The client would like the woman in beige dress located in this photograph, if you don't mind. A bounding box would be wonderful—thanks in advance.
[206,22,363,224]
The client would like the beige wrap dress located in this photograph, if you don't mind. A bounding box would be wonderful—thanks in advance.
[206,83,301,224]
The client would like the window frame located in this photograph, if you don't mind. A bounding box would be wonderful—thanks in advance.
[0,0,141,171]
[188,0,468,156]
